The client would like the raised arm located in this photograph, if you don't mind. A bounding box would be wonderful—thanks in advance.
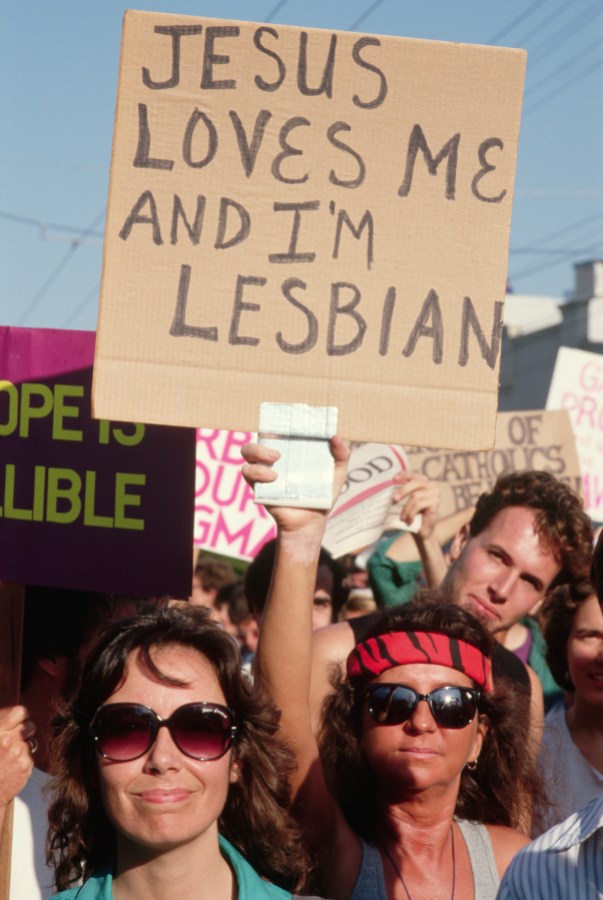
[243,439,363,891]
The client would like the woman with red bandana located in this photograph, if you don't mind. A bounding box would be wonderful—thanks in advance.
[243,438,544,900]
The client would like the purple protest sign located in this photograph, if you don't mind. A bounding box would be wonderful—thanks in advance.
[0,327,196,597]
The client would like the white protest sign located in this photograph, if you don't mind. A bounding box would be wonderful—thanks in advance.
[547,347,603,522]
[323,442,412,557]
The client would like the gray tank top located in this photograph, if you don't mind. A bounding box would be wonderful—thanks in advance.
[349,819,500,900]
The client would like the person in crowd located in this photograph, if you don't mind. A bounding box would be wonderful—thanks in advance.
[367,470,581,710]
[245,537,346,631]
[309,466,593,741]
[216,579,260,671]
[0,704,36,837]
[190,556,236,626]
[7,587,167,900]
[46,604,317,900]
[244,439,544,899]
[497,530,603,898]
[338,589,378,621]
[536,578,603,830]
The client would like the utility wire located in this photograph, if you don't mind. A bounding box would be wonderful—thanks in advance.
[524,36,601,97]
[348,0,387,31]
[61,284,100,328]
[16,209,105,326]
[0,209,104,239]
[263,1,289,22]
[523,55,603,115]
[487,0,548,44]
[511,0,569,49]
[528,0,602,67]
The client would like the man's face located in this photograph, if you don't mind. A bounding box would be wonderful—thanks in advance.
[441,506,561,636]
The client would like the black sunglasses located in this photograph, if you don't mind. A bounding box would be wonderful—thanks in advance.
[90,702,238,762]
[365,683,480,729]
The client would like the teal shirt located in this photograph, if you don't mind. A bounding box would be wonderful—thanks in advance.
[48,835,297,900]
[367,534,424,608]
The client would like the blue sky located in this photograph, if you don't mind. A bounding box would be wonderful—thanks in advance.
[2,0,602,332]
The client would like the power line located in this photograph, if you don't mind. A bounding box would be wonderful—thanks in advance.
[511,0,570,49]
[263,1,289,22]
[16,208,105,326]
[528,0,603,67]
[0,209,104,239]
[524,36,601,98]
[347,0,387,31]
[487,0,548,44]
[523,55,603,115]
[61,284,100,328]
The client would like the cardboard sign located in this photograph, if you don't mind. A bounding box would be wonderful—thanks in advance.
[0,327,196,596]
[195,428,275,559]
[93,11,526,449]
[405,409,582,518]
[547,347,603,522]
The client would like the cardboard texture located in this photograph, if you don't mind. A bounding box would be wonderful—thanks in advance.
[93,11,526,449]
[0,326,196,597]
[546,347,603,522]
[405,409,582,519]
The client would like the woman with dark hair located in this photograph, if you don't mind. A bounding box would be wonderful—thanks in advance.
[537,578,603,831]
[243,439,540,900]
[46,604,317,899]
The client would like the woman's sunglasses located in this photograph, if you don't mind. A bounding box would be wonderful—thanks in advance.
[89,702,238,762]
[365,683,480,729]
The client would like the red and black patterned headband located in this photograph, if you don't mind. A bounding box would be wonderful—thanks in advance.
[346,631,492,691]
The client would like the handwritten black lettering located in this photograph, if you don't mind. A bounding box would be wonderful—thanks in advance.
[182,108,218,169]
[253,27,286,92]
[297,31,337,97]
[268,201,319,263]
[170,194,206,245]
[352,37,388,110]
[398,125,460,200]
[170,265,218,340]
[228,275,266,345]
[133,104,174,170]
[327,282,367,356]
[471,138,507,203]
[201,26,240,89]
[214,198,251,249]
[271,117,311,184]
[276,278,319,353]
[119,191,163,244]
[458,298,503,369]
[327,122,366,188]
[379,287,396,356]
[229,109,272,177]
[402,289,443,363]
[142,25,202,90]
[332,208,374,270]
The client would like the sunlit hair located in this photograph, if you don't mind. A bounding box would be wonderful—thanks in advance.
[541,580,596,691]
[46,605,309,892]
[319,594,548,837]
[469,471,593,589]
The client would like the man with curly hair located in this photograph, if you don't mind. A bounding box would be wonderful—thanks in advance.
[310,469,593,736]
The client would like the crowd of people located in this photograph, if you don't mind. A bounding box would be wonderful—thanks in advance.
[1,438,603,899]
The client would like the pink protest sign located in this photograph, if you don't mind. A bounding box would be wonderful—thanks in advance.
[195,429,275,560]
[0,327,196,596]
[547,346,603,522]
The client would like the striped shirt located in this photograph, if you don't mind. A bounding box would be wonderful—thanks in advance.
[496,796,603,899]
